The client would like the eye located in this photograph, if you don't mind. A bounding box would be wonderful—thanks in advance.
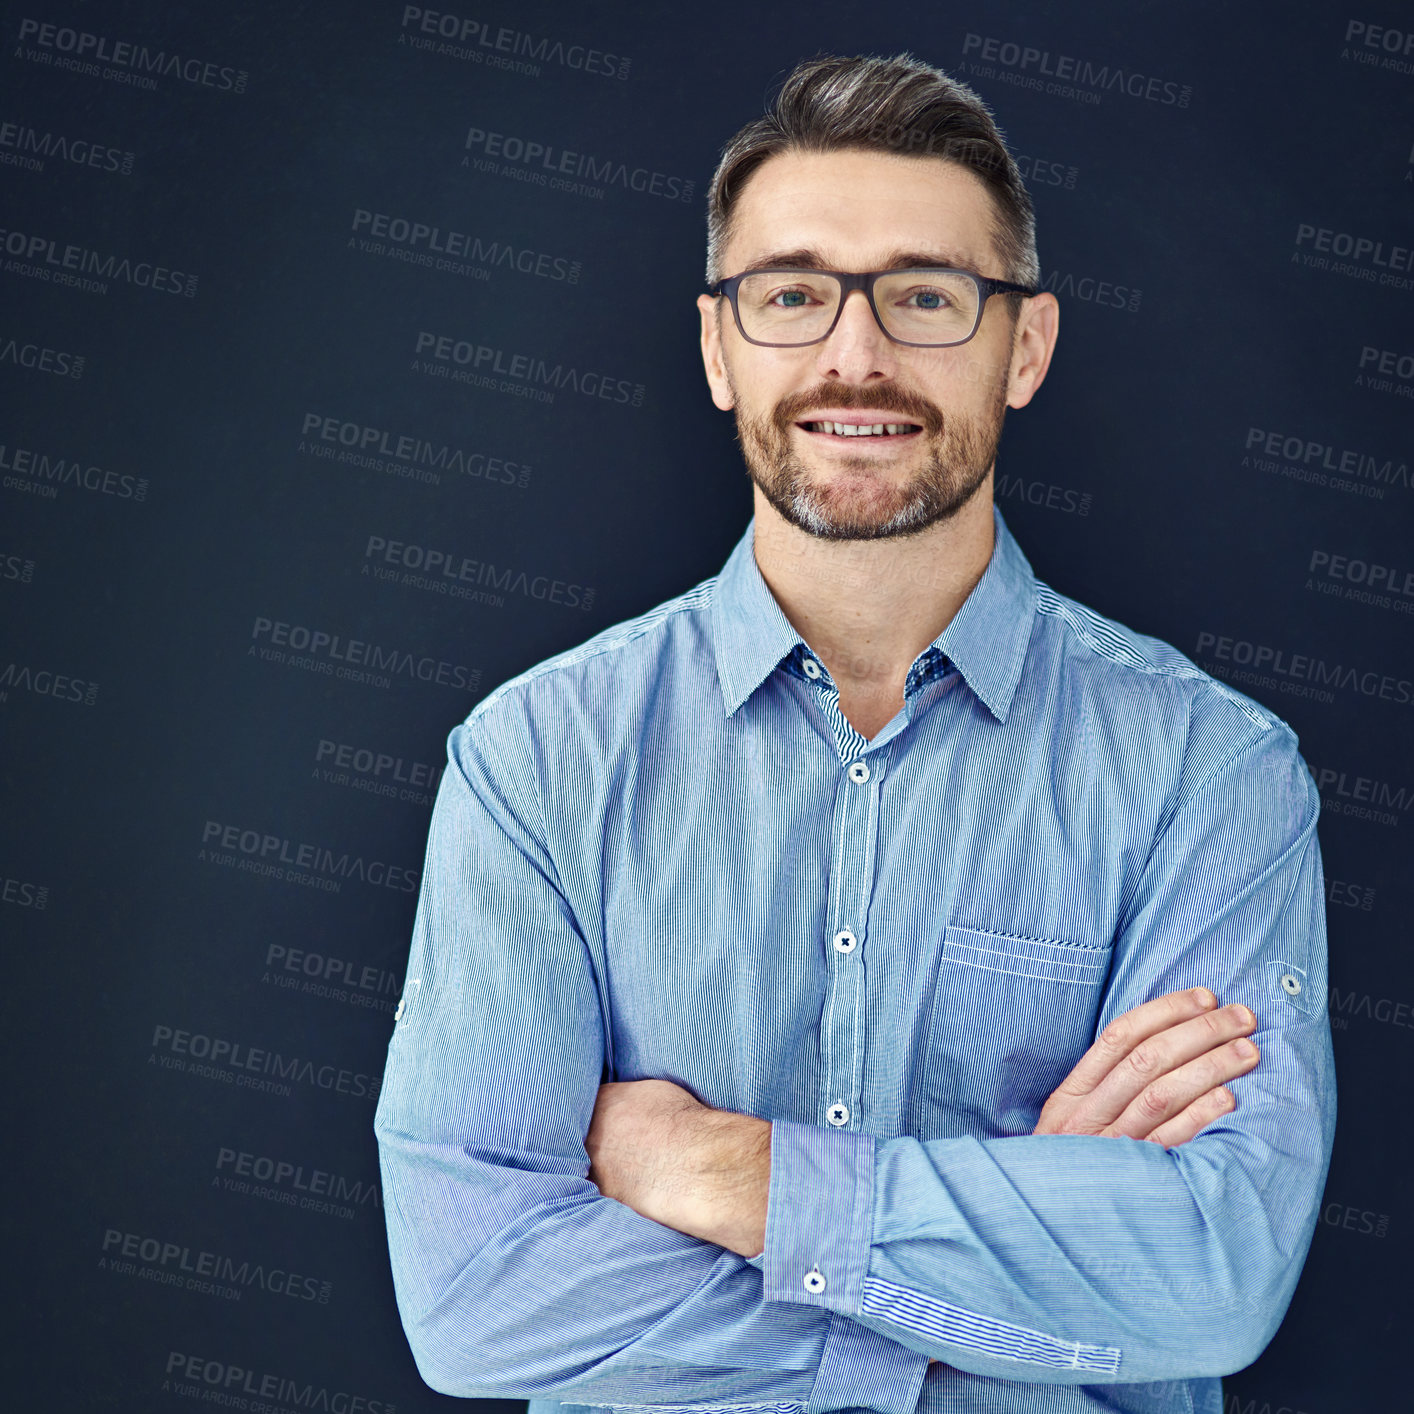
[903,287,952,310]
[769,285,820,308]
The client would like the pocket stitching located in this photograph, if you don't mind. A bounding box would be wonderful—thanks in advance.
[943,948,1105,985]
[942,926,1113,985]
[947,923,1111,953]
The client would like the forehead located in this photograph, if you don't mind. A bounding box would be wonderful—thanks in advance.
[725,147,1001,273]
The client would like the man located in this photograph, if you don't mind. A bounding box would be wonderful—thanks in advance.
[374,52,1335,1414]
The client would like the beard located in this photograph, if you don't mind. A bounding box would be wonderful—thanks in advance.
[730,373,1007,542]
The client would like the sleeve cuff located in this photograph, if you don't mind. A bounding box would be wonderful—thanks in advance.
[763,1119,876,1315]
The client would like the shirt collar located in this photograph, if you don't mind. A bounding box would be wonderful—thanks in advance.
[710,504,1036,724]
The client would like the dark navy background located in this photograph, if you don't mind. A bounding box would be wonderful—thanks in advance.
[2,3,1410,1411]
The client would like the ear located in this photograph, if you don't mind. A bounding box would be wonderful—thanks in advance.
[697,294,735,411]
[1005,292,1059,411]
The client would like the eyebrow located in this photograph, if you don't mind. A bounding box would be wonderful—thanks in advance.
[733,247,981,275]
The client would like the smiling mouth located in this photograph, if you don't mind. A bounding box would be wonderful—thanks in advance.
[797,420,922,438]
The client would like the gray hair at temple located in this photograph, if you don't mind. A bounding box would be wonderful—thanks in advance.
[705,52,1040,297]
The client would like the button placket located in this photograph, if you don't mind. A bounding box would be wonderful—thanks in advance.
[817,745,888,1137]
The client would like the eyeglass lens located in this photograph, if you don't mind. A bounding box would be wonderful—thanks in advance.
[734,270,980,345]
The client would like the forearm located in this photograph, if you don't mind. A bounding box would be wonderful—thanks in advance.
[376,1113,926,1412]
[588,1079,772,1257]
[379,1123,804,1401]
[761,1014,1335,1385]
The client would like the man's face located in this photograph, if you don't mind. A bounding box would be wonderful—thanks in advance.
[698,148,1035,542]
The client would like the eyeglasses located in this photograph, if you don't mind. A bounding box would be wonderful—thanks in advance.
[706,267,1038,348]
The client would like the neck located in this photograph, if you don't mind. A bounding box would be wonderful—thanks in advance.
[750,479,995,737]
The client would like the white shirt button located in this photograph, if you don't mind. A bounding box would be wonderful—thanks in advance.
[847,761,870,784]
[1280,972,1303,996]
[802,658,822,680]
[827,1103,850,1126]
[803,1267,827,1294]
[832,930,857,954]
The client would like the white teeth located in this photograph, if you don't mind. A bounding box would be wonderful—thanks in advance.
[804,421,916,436]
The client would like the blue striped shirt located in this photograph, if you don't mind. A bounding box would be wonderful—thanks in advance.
[374,508,1336,1414]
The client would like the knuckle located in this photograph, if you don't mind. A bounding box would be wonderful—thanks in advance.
[1135,1086,1170,1121]
[1125,1044,1159,1078]
[1096,1019,1130,1053]
[1197,1008,1225,1039]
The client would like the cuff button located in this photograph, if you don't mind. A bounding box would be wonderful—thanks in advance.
[803,1267,827,1294]
[1280,972,1303,996]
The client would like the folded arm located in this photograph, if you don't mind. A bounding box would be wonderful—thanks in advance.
[587,984,1265,1259]
[595,724,1335,1386]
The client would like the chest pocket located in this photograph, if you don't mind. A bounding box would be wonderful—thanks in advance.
[915,925,1114,1139]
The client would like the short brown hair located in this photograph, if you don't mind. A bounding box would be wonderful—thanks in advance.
[706,52,1039,293]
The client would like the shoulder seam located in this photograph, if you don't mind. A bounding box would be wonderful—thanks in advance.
[468,577,716,721]
[1034,585,1275,732]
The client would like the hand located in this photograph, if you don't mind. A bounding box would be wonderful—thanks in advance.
[1034,987,1259,1146]
[587,1079,770,1256]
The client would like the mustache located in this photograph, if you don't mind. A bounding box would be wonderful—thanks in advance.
[772,383,945,436]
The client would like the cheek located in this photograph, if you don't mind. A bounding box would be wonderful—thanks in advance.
[933,347,1008,407]
[721,370,783,427]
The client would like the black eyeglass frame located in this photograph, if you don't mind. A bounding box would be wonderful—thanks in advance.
[706,267,1039,348]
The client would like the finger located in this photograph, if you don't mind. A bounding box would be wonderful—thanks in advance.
[1037,990,1236,1132]
[1142,1085,1238,1149]
[1048,987,1222,1101]
[1103,1037,1260,1140]
[1081,1005,1257,1130]
[1035,1000,1256,1136]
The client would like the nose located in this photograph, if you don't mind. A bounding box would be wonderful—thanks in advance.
[814,288,898,384]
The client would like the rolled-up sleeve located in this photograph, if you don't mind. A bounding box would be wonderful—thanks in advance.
[761,720,1336,1385]
[374,715,929,1413]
